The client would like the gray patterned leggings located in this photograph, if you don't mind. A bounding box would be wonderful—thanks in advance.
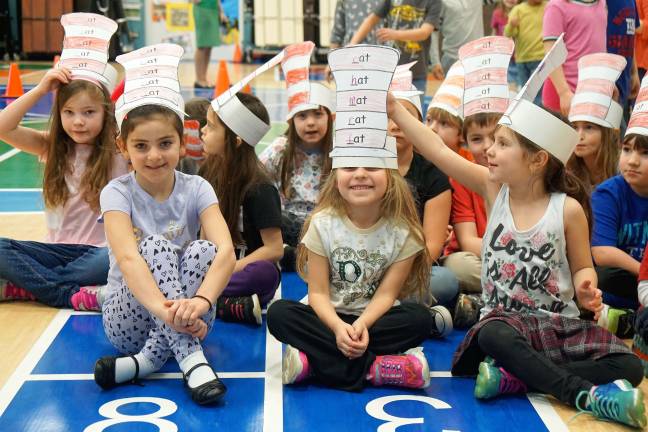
[102,235,217,370]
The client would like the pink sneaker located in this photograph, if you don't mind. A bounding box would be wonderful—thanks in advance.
[367,347,430,389]
[71,286,102,311]
[1,281,36,301]
[282,345,311,384]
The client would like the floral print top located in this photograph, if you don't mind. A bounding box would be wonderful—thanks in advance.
[480,185,579,318]
[259,136,324,220]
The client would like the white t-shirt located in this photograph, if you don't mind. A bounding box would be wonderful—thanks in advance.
[302,209,423,315]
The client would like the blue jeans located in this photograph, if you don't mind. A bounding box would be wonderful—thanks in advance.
[429,265,459,308]
[516,60,543,106]
[0,238,109,307]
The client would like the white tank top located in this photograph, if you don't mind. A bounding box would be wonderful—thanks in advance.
[480,185,579,318]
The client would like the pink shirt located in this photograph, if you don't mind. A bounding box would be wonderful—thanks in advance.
[45,145,128,246]
[542,0,607,111]
[491,9,508,36]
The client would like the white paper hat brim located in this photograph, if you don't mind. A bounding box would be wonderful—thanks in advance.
[568,100,623,130]
[212,95,271,147]
[499,98,578,165]
[330,136,398,169]
[393,91,422,119]
[115,96,187,131]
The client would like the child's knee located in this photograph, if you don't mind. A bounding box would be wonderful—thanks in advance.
[185,240,217,259]
[266,299,294,333]
[476,321,513,356]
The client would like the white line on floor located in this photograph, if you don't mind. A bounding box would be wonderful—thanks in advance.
[0,309,71,416]
[27,371,266,381]
[0,188,42,192]
[263,286,283,432]
[528,393,569,432]
[0,148,20,163]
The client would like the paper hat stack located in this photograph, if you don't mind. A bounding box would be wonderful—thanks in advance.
[626,76,648,137]
[428,61,465,119]
[499,34,578,165]
[281,41,335,120]
[390,61,423,118]
[58,13,118,92]
[568,53,626,129]
[458,36,514,117]
[328,44,400,169]
[114,44,185,130]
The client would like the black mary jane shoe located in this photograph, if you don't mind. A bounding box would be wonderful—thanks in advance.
[194,81,214,89]
[94,355,140,390]
[184,363,227,405]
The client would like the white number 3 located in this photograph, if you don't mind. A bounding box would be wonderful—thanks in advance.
[366,395,460,432]
[84,397,178,432]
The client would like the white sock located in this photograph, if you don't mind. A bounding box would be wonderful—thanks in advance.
[179,350,216,388]
[115,353,155,383]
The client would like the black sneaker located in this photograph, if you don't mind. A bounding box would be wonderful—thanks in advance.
[453,293,484,329]
[598,305,635,338]
[216,293,262,325]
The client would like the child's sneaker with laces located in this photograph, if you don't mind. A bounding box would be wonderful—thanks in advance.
[282,345,311,384]
[598,304,635,338]
[367,347,430,389]
[216,293,262,325]
[474,357,527,399]
[575,379,646,428]
[453,293,483,329]
[71,286,104,311]
[429,305,453,337]
[0,279,36,301]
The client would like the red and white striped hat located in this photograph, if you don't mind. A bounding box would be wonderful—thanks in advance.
[390,61,423,118]
[627,76,648,137]
[114,44,186,130]
[58,13,118,92]
[282,42,335,120]
[458,36,514,117]
[428,61,464,119]
[568,53,626,129]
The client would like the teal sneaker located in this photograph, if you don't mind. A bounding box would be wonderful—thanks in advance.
[474,359,527,400]
[576,379,647,429]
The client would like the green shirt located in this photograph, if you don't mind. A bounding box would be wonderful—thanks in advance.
[504,1,547,63]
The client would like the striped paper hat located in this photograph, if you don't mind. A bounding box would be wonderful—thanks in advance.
[568,53,626,129]
[328,44,400,169]
[114,44,185,130]
[458,36,514,117]
[428,61,464,119]
[58,13,118,92]
[627,75,648,137]
[390,61,423,118]
[499,34,578,165]
[282,41,335,120]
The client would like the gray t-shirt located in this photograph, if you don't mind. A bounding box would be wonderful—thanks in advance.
[100,170,218,300]
[330,0,383,46]
[374,0,442,80]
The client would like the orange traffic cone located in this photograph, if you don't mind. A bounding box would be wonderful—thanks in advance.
[242,82,252,94]
[53,55,60,66]
[233,43,243,63]
[213,60,231,98]
[3,63,24,98]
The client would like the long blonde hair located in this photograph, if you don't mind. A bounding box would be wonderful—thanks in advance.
[44,79,118,211]
[567,124,619,188]
[296,168,430,299]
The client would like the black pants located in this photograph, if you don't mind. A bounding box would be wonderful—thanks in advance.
[596,266,639,309]
[472,320,643,406]
[267,300,432,391]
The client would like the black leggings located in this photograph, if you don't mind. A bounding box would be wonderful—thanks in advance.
[474,320,642,406]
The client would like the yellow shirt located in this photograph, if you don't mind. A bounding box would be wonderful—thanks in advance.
[504,2,547,63]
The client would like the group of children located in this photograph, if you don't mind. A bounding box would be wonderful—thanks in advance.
[0,12,647,429]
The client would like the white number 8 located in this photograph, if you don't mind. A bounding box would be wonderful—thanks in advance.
[84,397,178,432]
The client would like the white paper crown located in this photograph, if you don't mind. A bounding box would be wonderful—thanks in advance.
[499,34,578,165]
[114,44,186,130]
[428,61,464,119]
[210,43,315,146]
[568,53,626,129]
[58,13,118,92]
[390,61,423,118]
[458,36,514,117]
[328,44,400,169]
[627,75,648,137]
